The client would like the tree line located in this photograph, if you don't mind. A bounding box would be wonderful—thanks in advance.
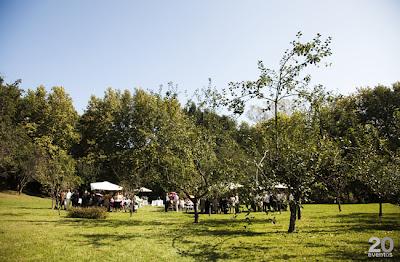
[1,33,399,232]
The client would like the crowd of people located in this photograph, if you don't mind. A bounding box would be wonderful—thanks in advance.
[55,189,147,213]
[163,190,288,214]
[164,192,241,214]
[55,188,288,215]
[256,192,288,213]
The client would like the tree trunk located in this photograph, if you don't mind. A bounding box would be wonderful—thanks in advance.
[193,198,199,223]
[288,201,297,233]
[378,200,382,223]
[51,188,56,209]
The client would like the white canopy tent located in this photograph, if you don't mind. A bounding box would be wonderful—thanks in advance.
[137,187,152,193]
[274,183,288,189]
[90,181,123,191]
[228,183,244,190]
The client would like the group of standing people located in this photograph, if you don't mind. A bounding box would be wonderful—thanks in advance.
[198,195,240,214]
[164,192,180,212]
[105,192,138,212]
[259,192,287,212]
[55,189,88,210]
[54,189,138,212]
[161,190,289,214]
[163,192,241,214]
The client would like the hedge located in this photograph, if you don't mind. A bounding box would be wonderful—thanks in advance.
[67,207,108,219]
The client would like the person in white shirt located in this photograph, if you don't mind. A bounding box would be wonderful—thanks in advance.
[65,189,72,210]
[234,194,240,214]
[174,194,180,212]
[276,193,285,213]
[263,193,270,212]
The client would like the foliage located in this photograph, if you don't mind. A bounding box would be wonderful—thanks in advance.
[20,86,79,152]
[0,123,41,193]
[353,124,400,203]
[35,138,81,208]
[219,32,333,232]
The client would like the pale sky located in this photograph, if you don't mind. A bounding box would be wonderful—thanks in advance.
[1,0,399,114]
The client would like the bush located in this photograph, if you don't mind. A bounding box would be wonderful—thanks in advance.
[67,207,108,219]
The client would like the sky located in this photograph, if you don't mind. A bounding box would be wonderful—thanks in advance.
[1,0,399,115]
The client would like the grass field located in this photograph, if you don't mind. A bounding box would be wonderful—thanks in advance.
[0,191,399,261]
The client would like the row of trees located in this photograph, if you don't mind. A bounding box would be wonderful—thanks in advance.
[1,33,399,232]
[0,81,80,209]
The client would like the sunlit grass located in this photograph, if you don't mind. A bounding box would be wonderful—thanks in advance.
[0,191,399,261]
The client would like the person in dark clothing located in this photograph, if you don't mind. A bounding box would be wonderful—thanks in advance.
[82,191,90,207]
[220,198,228,214]
[164,193,169,212]
[205,199,210,214]
[270,194,277,212]
[71,191,79,207]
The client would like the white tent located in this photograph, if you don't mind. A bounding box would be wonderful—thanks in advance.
[228,183,244,190]
[274,183,288,189]
[137,187,152,193]
[90,181,123,191]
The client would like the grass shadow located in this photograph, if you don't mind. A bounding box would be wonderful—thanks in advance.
[79,233,141,248]
[307,212,400,233]
[15,206,51,210]
[0,212,30,216]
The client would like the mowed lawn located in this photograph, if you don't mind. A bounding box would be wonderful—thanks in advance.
[0,192,399,262]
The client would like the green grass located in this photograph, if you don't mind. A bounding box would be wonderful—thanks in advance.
[0,191,399,261]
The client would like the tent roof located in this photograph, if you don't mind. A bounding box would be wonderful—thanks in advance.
[274,183,288,189]
[137,187,152,193]
[228,183,243,190]
[90,181,123,191]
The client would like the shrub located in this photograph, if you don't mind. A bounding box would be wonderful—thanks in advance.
[67,207,108,219]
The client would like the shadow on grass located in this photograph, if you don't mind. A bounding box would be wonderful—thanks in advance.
[0,212,30,216]
[171,229,273,262]
[170,211,400,261]
[60,218,168,228]
[172,234,233,262]
[15,206,51,210]
[57,210,399,261]
[305,212,400,233]
[79,233,141,248]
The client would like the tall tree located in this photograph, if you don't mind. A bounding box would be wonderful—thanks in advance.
[35,137,81,209]
[21,86,79,152]
[353,124,400,221]
[0,77,41,193]
[220,32,332,232]
[356,83,400,151]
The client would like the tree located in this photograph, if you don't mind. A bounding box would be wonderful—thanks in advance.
[257,113,318,230]
[353,124,400,221]
[220,32,332,232]
[356,83,400,151]
[316,136,351,212]
[0,124,41,194]
[0,77,23,125]
[0,77,41,194]
[35,137,81,209]
[155,115,222,223]
[77,88,133,183]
